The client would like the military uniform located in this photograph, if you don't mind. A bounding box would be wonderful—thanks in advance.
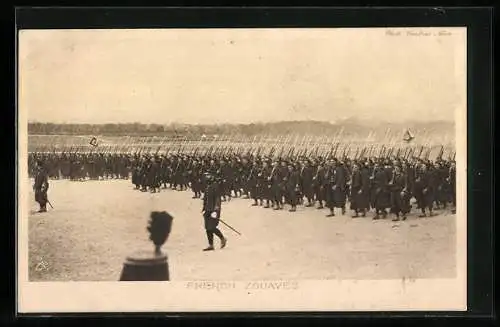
[285,165,300,211]
[300,161,315,207]
[202,174,227,251]
[371,164,391,219]
[388,167,411,220]
[33,162,49,212]
[349,164,370,217]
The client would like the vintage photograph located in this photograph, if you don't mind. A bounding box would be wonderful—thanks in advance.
[18,27,467,311]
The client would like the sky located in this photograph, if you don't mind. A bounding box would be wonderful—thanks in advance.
[19,28,466,125]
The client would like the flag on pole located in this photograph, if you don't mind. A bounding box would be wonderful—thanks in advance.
[89,137,98,147]
[403,129,415,143]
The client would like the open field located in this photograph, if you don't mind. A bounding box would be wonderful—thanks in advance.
[27,179,456,281]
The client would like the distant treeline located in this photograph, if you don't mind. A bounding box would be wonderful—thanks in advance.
[28,120,454,139]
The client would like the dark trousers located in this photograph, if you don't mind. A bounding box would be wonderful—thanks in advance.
[204,213,224,246]
[35,189,48,207]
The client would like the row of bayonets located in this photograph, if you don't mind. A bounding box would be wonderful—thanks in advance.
[28,128,455,161]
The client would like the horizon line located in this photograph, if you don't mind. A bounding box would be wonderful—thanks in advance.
[27,119,456,125]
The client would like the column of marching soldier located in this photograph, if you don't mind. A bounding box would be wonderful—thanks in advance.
[29,150,456,221]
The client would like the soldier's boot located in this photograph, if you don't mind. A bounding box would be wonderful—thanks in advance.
[38,204,47,213]
[203,231,215,251]
[401,213,407,221]
[428,208,435,217]
[251,200,258,206]
[220,237,227,249]
[392,213,400,222]
[361,209,366,217]
[373,210,381,220]
[326,208,335,217]
[382,210,388,219]
[351,210,359,218]
[341,207,346,215]
[289,205,296,212]
[418,209,427,218]
[317,201,324,209]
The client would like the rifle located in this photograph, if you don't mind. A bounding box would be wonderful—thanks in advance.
[417,145,424,158]
[437,145,444,160]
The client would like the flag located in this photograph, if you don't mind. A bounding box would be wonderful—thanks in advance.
[403,129,415,143]
[89,137,98,147]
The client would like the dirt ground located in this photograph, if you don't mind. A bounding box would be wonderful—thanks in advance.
[27,179,456,281]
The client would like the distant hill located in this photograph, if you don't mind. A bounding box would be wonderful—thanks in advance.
[27,119,455,141]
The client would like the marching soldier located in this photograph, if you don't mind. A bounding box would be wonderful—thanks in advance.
[388,165,411,221]
[448,161,456,214]
[334,160,349,215]
[285,163,300,212]
[189,160,203,199]
[248,160,260,206]
[300,160,315,207]
[313,161,326,209]
[414,163,436,217]
[371,161,391,219]
[349,162,370,217]
[261,160,273,208]
[201,173,227,251]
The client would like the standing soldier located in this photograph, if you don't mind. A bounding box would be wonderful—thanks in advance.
[201,173,227,251]
[33,159,49,213]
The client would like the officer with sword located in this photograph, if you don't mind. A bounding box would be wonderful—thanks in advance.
[201,172,228,251]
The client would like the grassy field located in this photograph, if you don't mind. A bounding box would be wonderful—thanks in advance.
[27,179,456,281]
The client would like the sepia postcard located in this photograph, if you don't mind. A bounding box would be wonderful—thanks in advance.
[17,27,467,313]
